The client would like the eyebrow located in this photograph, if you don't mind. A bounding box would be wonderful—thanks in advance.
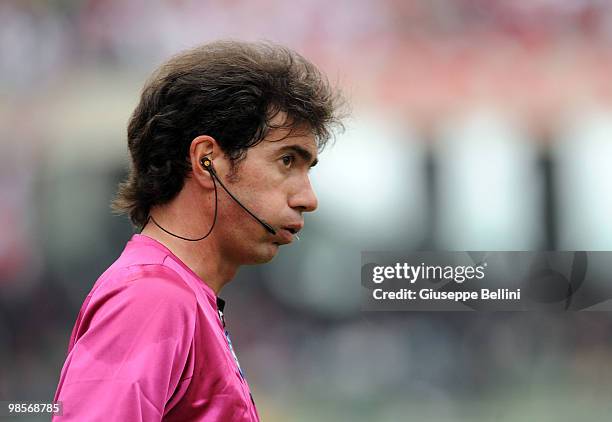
[279,145,319,167]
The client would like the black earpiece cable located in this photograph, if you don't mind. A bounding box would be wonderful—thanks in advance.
[142,171,219,242]
[203,159,276,235]
[140,156,277,240]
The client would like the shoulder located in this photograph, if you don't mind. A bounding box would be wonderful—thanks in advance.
[99,262,192,295]
[86,264,198,327]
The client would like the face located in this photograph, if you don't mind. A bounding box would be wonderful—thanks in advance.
[213,124,319,265]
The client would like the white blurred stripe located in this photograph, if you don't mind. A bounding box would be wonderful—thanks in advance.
[434,110,543,249]
[555,109,612,250]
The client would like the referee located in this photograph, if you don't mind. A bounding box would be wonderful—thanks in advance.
[53,40,344,421]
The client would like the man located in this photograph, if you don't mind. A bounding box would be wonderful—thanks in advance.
[53,40,343,421]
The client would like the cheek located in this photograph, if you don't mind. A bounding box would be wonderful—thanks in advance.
[259,188,288,216]
[247,173,288,207]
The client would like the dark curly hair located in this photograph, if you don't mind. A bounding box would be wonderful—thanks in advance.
[111,40,345,231]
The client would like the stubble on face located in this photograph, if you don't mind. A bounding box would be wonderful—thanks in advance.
[217,114,318,265]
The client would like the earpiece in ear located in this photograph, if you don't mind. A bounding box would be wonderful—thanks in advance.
[200,157,212,170]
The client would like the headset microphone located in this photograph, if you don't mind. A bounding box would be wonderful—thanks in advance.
[200,157,277,235]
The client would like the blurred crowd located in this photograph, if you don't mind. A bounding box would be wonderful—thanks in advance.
[2,1,612,421]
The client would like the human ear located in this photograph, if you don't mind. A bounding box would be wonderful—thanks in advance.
[189,135,217,189]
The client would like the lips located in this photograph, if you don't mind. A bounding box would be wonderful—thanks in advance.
[276,229,294,244]
[283,223,303,234]
[275,223,303,245]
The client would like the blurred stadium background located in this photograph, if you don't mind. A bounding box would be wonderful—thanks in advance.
[2,0,612,420]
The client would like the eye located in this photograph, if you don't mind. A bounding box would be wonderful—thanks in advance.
[281,154,295,167]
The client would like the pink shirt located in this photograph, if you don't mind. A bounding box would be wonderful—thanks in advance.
[53,234,260,421]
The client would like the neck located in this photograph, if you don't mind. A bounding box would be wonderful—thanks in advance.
[140,186,237,295]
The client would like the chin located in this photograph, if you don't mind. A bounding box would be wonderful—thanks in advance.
[243,243,279,265]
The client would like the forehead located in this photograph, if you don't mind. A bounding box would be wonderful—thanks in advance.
[259,121,318,158]
[269,110,315,141]
[267,127,316,148]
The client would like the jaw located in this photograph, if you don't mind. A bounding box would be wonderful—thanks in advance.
[225,238,279,266]
[249,241,279,264]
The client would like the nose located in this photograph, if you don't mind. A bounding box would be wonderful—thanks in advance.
[289,176,318,213]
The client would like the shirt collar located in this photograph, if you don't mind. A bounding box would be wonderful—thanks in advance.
[216,297,226,313]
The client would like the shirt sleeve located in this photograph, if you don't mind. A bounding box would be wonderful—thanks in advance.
[53,265,197,421]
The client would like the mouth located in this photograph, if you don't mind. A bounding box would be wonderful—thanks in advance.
[274,225,302,245]
[277,229,295,245]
